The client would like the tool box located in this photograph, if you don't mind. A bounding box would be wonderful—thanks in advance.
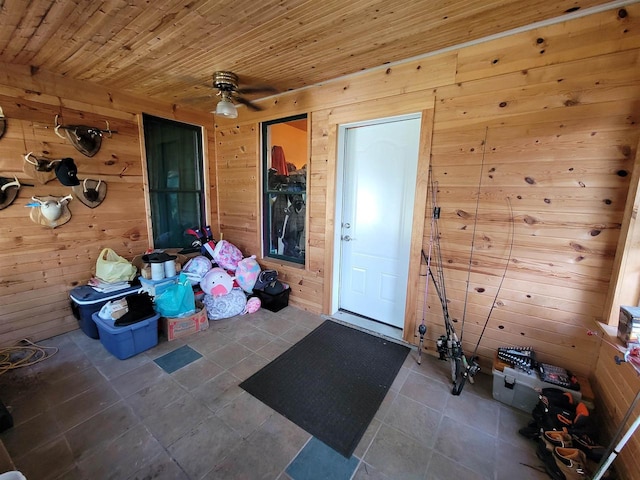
[491,352,592,413]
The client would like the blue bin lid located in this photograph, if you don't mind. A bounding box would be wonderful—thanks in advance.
[69,284,140,305]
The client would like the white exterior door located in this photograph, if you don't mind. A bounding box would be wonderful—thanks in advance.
[337,115,421,328]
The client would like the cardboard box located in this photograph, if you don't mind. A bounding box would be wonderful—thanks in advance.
[161,303,208,341]
[132,253,187,272]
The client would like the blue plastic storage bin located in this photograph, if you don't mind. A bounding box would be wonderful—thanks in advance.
[92,312,159,359]
[69,285,141,339]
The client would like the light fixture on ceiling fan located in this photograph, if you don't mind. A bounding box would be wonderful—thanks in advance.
[211,71,277,118]
[215,90,238,118]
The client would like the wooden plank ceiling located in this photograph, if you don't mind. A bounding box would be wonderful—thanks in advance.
[0,0,619,112]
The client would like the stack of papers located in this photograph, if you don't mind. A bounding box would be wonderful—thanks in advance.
[88,277,131,293]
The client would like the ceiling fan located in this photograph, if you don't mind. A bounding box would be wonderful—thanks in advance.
[212,71,277,118]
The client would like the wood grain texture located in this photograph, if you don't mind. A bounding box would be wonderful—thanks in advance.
[0,63,213,346]
[404,106,435,345]
[211,9,640,477]
[603,137,640,323]
[0,0,616,112]
[1,4,640,477]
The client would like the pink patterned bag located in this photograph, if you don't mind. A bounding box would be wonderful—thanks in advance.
[212,240,243,271]
[235,255,260,293]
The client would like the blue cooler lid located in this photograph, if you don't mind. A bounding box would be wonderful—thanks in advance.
[69,284,140,305]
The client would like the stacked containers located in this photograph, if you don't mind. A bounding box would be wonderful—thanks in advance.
[69,284,141,339]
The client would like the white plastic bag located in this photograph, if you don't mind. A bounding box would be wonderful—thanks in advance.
[98,298,128,320]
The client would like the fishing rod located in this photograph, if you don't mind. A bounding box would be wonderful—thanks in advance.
[451,196,516,395]
[420,171,473,391]
[459,127,488,344]
[423,128,515,395]
[417,167,436,365]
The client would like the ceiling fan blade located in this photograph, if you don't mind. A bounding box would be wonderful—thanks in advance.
[182,94,215,104]
[234,96,264,111]
[236,85,278,95]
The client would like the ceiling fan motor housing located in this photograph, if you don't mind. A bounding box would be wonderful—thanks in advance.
[212,70,275,112]
[213,71,239,92]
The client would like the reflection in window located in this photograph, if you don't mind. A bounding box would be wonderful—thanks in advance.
[143,114,205,249]
[262,115,308,264]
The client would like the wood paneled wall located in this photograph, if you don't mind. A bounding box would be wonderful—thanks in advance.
[1,4,640,478]
[592,337,640,478]
[215,6,640,477]
[217,4,640,372]
[0,64,215,346]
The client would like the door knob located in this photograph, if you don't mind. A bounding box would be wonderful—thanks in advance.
[342,235,352,241]
[343,222,351,229]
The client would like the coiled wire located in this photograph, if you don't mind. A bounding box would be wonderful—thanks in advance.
[0,339,58,375]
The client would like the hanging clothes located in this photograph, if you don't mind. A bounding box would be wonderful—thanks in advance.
[282,195,305,259]
[271,195,289,251]
[271,145,288,176]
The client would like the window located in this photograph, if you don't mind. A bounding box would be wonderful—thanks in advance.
[143,114,205,249]
[262,114,308,264]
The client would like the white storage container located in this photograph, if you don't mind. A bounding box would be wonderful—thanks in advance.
[492,366,582,413]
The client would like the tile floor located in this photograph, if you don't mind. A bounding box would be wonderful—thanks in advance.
[0,306,548,480]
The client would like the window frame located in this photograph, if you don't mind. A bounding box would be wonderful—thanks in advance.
[261,113,309,265]
[142,113,206,250]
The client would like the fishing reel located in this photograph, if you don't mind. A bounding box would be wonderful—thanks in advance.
[467,356,481,378]
[416,324,428,365]
[451,340,462,358]
[418,324,427,337]
[436,335,448,360]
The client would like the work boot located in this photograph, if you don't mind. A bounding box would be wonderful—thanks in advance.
[570,432,606,463]
[554,447,589,479]
[542,428,572,452]
[535,441,565,480]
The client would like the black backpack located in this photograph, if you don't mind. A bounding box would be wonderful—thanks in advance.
[254,269,278,291]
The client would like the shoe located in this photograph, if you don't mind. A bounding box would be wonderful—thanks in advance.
[571,432,606,463]
[536,442,566,480]
[540,388,575,410]
[536,404,576,431]
[115,293,156,326]
[518,424,541,440]
[543,428,572,452]
[554,447,589,479]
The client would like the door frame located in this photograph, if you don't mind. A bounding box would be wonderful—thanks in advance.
[324,102,435,343]
[330,113,422,328]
